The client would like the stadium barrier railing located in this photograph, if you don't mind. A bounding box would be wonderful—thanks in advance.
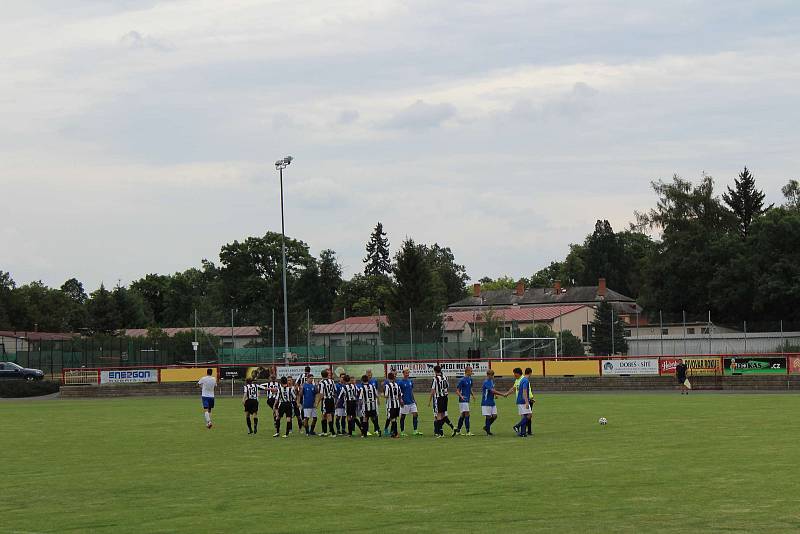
[61,353,800,384]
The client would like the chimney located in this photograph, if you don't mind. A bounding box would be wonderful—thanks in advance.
[553,280,561,295]
[473,283,481,297]
[598,277,607,297]
[515,281,525,297]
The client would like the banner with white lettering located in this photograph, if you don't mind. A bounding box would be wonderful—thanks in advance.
[601,359,659,376]
[385,361,489,378]
[100,369,158,384]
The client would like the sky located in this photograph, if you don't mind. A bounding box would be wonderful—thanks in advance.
[2,0,799,291]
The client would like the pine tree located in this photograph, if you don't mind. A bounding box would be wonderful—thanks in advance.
[87,284,121,334]
[363,222,391,276]
[589,301,628,356]
[723,167,771,237]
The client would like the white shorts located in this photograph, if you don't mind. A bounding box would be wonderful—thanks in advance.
[303,408,317,418]
[400,403,418,415]
[481,406,497,416]
[459,402,470,413]
[517,404,532,415]
[335,408,346,417]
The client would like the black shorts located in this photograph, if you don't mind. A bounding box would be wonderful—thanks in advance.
[244,399,259,414]
[292,404,302,417]
[364,409,377,419]
[278,402,293,418]
[322,398,336,415]
[436,396,448,414]
[677,376,686,385]
[346,400,358,417]
[267,398,276,409]
[389,407,400,419]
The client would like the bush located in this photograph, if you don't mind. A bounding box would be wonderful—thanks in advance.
[0,380,60,398]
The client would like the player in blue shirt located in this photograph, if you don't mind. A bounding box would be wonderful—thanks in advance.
[397,368,422,436]
[480,369,507,435]
[455,365,474,436]
[513,367,532,437]
[300,375,318,436]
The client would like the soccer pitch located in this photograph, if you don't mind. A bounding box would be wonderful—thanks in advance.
[2,393,799,533]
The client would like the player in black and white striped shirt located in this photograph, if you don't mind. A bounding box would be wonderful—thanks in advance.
[358,375,380,437]
[318,369,337,437]
[273,377,295,438]
[337,375,359,436]
[429,365,455,437]
[383,372,403,438]
[242,377,260,434]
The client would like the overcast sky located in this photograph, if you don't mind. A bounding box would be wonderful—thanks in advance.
[2,1,799,291]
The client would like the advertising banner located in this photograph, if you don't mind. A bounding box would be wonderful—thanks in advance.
[332,363,386,379]
[218,366,247,380]
[100,369,158,384]
[601,359,660,376]
[545,360,599,377]
[489,361,544,377]
[789,355,800,375]
[161,368,217,382]
[275,364,331,380]
[385,361,489,378]
[724,357,786,375]
[660,357,722,376]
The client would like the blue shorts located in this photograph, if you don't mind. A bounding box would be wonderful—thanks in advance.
[202,396,215,410]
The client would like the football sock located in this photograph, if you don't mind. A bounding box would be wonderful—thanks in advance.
[490,415,497,428]
[399,414,406,431]
[444,416,454,429]
[484,416,491,430]
[322,420,327,433]
[253,417,258,432]
[412,415,418,431]
[456,416,464,431]
[527,419,532,434]
[311,418,317,432]
[246,416,252,432]
[518,417,527,434]
[274,417,280,433]
[465,416,470,432]
[286,420,292,436]
[384,418,390,431]
[203,412,211,424]
[391,421,398,436]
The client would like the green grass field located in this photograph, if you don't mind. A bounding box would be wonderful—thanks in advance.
[2,393,799,533]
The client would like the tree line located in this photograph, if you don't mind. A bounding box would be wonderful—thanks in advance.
[481,168,800,328]
[2,167,799,344]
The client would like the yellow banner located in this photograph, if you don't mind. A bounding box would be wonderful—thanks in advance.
[490,361,544,377]
[545,360,600,377]
[160,368,217,382]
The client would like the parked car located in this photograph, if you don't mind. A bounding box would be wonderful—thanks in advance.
[0,362,44,380]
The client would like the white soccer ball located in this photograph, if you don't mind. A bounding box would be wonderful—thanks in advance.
[598,417,608,425]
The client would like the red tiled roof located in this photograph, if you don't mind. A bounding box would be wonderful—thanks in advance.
[0,330,76,341]
[124,326,261,338]
[442,305,587,323]
[312,316,469,335]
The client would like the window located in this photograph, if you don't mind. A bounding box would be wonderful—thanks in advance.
[661,328,669,335]
[581,324,593,343]
[624,329,632,337]
[687,328,695,335]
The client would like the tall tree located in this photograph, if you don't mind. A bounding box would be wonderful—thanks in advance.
[60,278,87,304]
[589,301,628,356]
[333,274,392,318]
[781,179,800,210]
[363,222,391,276]
[0,270,16,329]
[317,249,342,319]
[87,284,120,334]
[384,238,442,342]
[722,167,770,237]
[422,243,469,305]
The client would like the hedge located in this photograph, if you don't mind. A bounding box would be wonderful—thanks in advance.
[0,380,60,398]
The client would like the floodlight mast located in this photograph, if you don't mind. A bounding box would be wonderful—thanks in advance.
[276,156,293,363]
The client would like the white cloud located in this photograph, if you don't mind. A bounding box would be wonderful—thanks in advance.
[1,1,799,289]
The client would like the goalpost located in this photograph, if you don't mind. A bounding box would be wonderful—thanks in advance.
[499,337,559,360]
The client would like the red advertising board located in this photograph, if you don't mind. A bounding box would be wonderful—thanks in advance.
[659,357,722,376]
[789,355,800,375]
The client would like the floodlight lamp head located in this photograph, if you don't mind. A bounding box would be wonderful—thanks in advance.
[284,156,293,165]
